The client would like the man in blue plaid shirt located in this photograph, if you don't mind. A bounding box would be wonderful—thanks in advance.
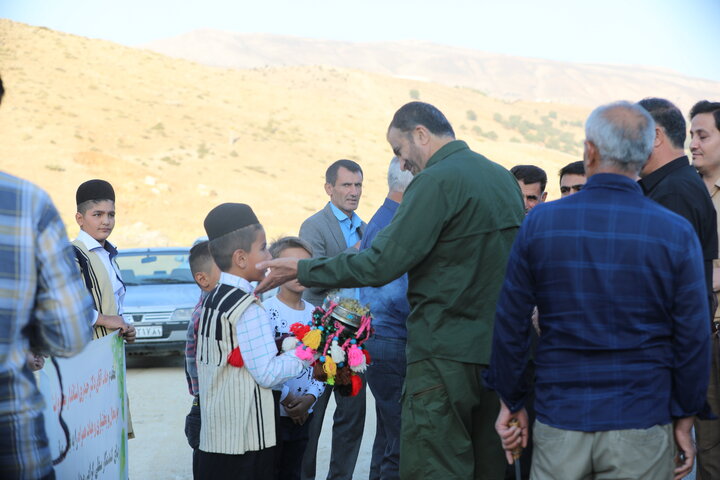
[0,77,94,479]
[485,101,712,480]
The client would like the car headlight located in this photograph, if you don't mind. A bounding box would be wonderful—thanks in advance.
[170,308,193,322]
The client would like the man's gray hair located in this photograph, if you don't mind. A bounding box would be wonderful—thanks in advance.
[585,101,655,174]
[388,157,414,192]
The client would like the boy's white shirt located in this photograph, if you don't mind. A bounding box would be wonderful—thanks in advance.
[218,272,306,388]
[263,295,325,416]
[75,229,126,325]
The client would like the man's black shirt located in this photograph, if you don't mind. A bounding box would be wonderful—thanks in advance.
[640,156,718,299]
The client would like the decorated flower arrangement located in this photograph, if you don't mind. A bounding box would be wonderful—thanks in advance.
[282,293,373,397]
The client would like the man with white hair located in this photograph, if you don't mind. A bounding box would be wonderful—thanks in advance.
[360,157,414,480]
[485,101,711,479]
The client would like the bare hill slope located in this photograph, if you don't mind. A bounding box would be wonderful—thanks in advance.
[0,19,586,247]
[144,30,720,110]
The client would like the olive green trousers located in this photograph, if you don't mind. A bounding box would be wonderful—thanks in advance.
[400,358,506,480]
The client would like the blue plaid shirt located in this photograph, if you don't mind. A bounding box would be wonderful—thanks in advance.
[485,173,711,432]
[0,172,94,478]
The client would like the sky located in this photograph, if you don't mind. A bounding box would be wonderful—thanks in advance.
[3,0,720,82]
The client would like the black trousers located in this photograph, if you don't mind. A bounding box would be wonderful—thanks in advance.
[196,447,276,480]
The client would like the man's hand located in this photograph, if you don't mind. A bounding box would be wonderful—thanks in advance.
[673,416,695,480]
[26,351,45,371]
[121,323,136,344]
[97,314,127,330]
[495,399,529,465]
[255,258,300,294]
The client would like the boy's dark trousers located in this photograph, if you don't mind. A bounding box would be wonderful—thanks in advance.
[184,395,201,479]
[275,414,314,480]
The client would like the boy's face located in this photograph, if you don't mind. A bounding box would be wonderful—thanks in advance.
[242,229,271,283]
[75,200,115,244]
[277,247,311,294]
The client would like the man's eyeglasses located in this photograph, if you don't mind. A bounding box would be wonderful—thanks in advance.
[560,184,584,194]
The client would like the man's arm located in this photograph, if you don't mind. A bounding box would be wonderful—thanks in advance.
[483,222,535,411]
[299,175,449,289]
[31,194,94,356]
[258,176,448,293]
[669,234,711,418]
[184,296,203,396]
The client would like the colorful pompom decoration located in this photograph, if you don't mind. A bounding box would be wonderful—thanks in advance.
[283,299,374,396]
[227,347,244,367]
[302,328,322,350]
[281,336,298,353]
[330,341,346,364]
[295,345,315,361]
[323,356,337,377]
[290,323,310,340]
[350,374,363,397]
[362,348,372,365]
[313,361,327,382]
[348,345,364,367]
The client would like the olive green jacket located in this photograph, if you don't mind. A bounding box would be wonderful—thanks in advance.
[298,140,524,364]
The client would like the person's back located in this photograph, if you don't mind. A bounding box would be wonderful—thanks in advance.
[398,143,524,364]
[0,171,94,479]
[518,175,707,430]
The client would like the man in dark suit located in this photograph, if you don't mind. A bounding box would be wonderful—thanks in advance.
[299,159,367,480]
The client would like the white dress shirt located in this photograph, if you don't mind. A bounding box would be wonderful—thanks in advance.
[218,272,306,388]
[75,229,126,325]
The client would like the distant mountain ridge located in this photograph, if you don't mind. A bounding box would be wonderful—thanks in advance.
[143,29,720,110]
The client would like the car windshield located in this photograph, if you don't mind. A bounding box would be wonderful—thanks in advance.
[116,250,193,286]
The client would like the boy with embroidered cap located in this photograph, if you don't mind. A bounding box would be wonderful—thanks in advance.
[73,179,136,342]
[197,203,308,479]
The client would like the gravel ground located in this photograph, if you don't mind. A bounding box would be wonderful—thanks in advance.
[126,355,375,479]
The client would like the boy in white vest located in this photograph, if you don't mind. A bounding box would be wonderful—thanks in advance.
[73,179,136,438]
[73,179,136,341]
[197,203,308,478]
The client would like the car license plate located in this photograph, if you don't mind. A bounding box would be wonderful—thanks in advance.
[135,326,163,338]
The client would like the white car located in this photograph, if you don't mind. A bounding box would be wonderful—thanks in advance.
[116,247,201,355]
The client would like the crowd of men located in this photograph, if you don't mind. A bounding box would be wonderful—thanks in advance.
[1,65,719,480]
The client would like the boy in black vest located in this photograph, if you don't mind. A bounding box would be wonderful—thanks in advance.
[196,203,308,479]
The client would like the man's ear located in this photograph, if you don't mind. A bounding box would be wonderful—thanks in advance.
[541,191,548,202]
[324,182,333,196]
[584,140,598,170]
[75,212,84,228]
[654,127,664,149]
[414,125,430,146]
[194,271,209,290]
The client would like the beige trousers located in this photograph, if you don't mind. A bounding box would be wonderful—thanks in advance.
[530,420,674,480]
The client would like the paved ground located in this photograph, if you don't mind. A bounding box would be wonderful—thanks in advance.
[126,355,376,479]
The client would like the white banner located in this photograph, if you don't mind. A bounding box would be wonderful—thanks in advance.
[38,332,129,480]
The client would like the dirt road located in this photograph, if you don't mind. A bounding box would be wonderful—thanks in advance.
[126,355,375,479]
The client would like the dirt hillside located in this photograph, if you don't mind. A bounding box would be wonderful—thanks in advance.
[0,19,588,247]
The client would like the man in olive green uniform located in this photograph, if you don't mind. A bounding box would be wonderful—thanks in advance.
[257,101,525,480]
